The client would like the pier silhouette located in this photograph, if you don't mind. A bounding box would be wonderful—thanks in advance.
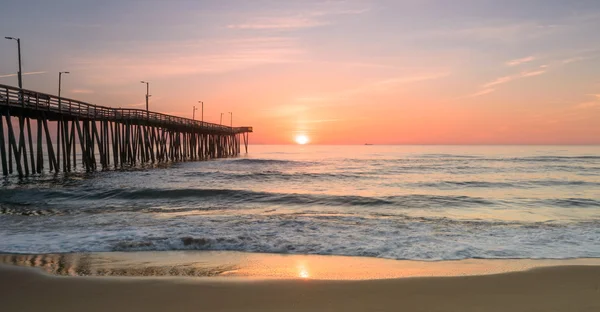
[0,83,252,177]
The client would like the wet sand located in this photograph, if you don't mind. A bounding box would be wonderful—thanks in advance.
[1,252,599,311]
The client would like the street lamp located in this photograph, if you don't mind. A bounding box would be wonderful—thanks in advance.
[58,71,70,99]
[4,36,22,89]
[220,113,223,125]
[228,112,232,128]
[140,81,150,112]
[192,105,198,120]
[198,101,203,123]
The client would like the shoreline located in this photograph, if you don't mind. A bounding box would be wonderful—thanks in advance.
[2,251,600,280]
[1,261,600,311]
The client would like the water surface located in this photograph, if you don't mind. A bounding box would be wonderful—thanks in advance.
[1,145,599,260]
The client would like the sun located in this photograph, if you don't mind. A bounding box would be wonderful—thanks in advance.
[295,134,309,145]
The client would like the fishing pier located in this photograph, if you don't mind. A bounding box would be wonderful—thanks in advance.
[0,83,252,177]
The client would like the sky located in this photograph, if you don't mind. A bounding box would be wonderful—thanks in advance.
[1,0,599,144]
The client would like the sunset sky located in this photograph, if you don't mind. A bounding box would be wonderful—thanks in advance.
[1,0,599,144]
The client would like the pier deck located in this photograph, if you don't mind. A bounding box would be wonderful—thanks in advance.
[0,84,252,177]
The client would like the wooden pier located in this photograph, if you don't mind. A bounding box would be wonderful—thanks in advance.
[0,83,252,177]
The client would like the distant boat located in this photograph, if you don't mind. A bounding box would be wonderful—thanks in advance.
[364,143,373,145]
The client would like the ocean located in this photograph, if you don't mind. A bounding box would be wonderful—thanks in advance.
[1,145,599,260]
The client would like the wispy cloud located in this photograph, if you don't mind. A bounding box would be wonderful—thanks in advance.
[0,71,47,78]
[227,4,368,31]
[303,118,341,124]
[467,67,548,98]
[506,56,535,66]
[72,37,304,84]
[227,17,328,30]
[521,70,546,77]
[71,89,94,94]
[332,72,450,99]
[482,69,547,89]
[366,72,451,91]
[575,101,600,109]
[483,76,514,89]
[561,56,587,64]
[125,102,145,108]
[465,88,496,98]
[420,22,561,44]
[574,94,600,109]
[296,71,450,104]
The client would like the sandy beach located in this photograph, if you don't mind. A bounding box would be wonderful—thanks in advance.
[1,252,599,312]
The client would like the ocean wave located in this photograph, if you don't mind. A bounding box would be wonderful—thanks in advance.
[102,218,599,258]
[5,186,600,210]
[416,180,600,189]
[226,158,317,166]
[53,188,498,208]
[417,154,480,159]
[416,181,516,188]
[183,170,372,181]
[534,198,600,208]
[0,206,65,216]
[2,211,599,259]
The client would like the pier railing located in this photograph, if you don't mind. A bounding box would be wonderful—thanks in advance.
[0,84,251,134]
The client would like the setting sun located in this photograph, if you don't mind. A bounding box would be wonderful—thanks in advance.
[295,135,309,145]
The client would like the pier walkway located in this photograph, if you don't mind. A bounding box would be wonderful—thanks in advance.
[0,83,252,177]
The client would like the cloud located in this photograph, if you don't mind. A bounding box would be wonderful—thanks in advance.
[574,94,600,109]
[506,56,535,66]
[483,76,514,88]
[71,89,94,94]
[465,67,548,98]
[561,56,587,64]
[303,118,341,124]
[0,71,47,78]
[482,69,547,89]
[335,72,450,98]
[71,37,304,84]
[295,71,450,104]
[125,102,146,108]
[419,22,560,44]
[372,72,451,87]
[521,70,546,77]
[575,101,600,109]
[226,4,368,31]
[465,88,496,98]
[227,17,328,30]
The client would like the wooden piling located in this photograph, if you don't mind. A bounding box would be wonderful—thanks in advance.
[0,110,7,176]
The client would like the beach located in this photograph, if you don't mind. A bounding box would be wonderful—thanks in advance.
[1,252,600,311]
[1,260,599,312]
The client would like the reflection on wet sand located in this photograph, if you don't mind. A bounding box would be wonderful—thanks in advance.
[2,251,600,280]
[0,253,237,277]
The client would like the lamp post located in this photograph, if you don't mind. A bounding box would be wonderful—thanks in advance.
[198,101,203,123]
[58,71,70,99]
[192,105,198,120]
[220,113,223,125]
[229,112,232,128]
[140,81,150,111]
[4,36,22,89]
